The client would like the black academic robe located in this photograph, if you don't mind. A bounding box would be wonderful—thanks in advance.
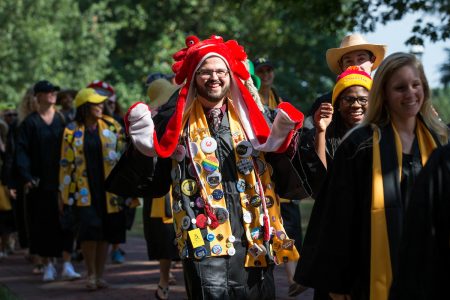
[391,143,450,300]
[294,123,435,300]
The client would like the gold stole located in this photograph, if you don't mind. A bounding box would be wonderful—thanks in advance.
[371,119,437,300]
[0,184,11,211]
[150,187,174,224]
[59,117,125,213]
[173,98,299,266]
[267,90,279,110]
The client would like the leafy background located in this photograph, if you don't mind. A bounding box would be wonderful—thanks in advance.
[1,0,449,120]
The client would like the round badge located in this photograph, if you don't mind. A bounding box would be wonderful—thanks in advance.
[200,137,217,154]
[75,139,83,147]
[228,235,236,243]
[215,207,229,224]
[194,247,207,260]
[195,197,205,208]
[79,188,89,197]
[236,141,252,157]
[108,150,118,161]
[236,158,254,175]
[66,148,74,162]
[276,231,287,240]
[243,211,253,224]
[102,129,111,137]
[172,144,186,162]
[74,130,83,138]
[226,242,233,248]
[250,227,261,240]
[216,234,224,241]
[250,195,262,207]
[60,158,69,167]
[206,171,222,188]
[265,196,275,208]
[81,197,88,204]
[212,189,224,201]
[181,179,198,196]
[188,162,202,178]
[75,157,83,166]
[206,233,215,242]
[211,244,222,255]
[63,175,71,185]
[202,156,219,173]
[256,158,267,175]
[172,201,181,215]
[181,216,191,230]
[227,248,236,256]
[186,142,199,158]
[67,122,76,130]
[196,214,208,229]
[67,197,74,206]
[170,165,181,181]
[236,179,246,193]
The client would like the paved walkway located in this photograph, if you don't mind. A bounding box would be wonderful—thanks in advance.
[0,236,313,299]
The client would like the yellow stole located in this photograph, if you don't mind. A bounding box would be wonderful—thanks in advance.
[150,187,174,224]
[59,116,126,213]
[0,184,11,211]
[172,98,299,266]
[371,119,437,300]
[267,90,279,110]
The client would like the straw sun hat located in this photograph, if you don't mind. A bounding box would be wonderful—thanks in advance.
[326,33,387,74]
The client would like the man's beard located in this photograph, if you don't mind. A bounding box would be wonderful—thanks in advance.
[196,79,230,103]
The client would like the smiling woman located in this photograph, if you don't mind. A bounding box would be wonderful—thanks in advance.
[294,52,449,300]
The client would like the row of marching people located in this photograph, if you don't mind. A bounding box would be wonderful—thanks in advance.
[0,80,137,290]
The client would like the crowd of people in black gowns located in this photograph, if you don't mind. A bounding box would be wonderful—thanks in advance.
[1,32,449,300]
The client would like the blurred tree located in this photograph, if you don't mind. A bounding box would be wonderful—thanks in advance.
[0,0,119,102]
[433,87,450,124]
[440,48,450,88]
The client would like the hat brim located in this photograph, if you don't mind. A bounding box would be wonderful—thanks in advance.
[255,63,274,71]
[326,44,387,74]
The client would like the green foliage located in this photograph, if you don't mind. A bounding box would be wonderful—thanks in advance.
[0,0,119,102]
[433,87,450,124]
[1,0,448,113]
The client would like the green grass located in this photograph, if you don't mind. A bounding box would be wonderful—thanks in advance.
[128,205,144,237]
[300,198,314,237]
[0,285,19,300]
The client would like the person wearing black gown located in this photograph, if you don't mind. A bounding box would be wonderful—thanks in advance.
[16,80,80,281]
[294,53,449,300]
[389,143,450,300]
[59,88,127,290]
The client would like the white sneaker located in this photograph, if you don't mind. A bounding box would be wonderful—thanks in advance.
[42,264,56,282]
[61,262,81,280]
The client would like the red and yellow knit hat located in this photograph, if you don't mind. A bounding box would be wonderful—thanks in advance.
[331,66,373,105]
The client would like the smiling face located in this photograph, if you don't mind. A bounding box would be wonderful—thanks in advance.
[385,65,424,123]
[36,91,57,106]
[195,56,230,107]
[340,50,375,74]
[337,85,369,128]
[255,65,275,89]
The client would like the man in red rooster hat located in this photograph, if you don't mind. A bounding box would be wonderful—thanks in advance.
[108,35,307,299]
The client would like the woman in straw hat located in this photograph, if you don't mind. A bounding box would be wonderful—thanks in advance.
[295,52,448,300]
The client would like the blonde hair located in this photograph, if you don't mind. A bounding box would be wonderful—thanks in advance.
[18,87,38,124]
[363,52,448,144]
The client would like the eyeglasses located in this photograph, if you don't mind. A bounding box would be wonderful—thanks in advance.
[340,96,369,106]
[196,69,229,79]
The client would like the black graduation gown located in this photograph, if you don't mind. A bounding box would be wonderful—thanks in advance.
[15,112,65,257]
[391,143,450,300]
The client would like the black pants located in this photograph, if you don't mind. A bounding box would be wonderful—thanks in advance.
[182,249,275,300]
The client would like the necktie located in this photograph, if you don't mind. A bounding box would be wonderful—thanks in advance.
[208,108,222,132]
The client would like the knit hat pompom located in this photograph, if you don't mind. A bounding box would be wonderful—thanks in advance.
[331,66,373,105]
